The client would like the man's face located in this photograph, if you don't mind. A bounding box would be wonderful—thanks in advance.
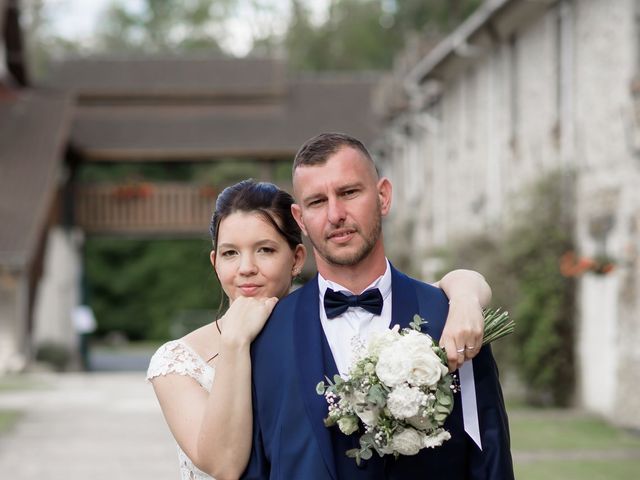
[291,147,391,268]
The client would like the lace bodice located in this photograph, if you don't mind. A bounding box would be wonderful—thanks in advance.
[147,340,216,480]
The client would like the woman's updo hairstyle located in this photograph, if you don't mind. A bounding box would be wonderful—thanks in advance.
[209,179,302,252]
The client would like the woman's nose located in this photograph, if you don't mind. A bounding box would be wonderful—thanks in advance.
[238,255,258,275]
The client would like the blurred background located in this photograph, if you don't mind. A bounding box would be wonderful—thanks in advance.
[1,0,640,478]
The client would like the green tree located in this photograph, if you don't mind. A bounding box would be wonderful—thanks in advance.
[283,0,482,71]
[85,237,221,341]
[96,0,234,54]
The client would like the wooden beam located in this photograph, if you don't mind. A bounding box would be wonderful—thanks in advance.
[3,0,28,86]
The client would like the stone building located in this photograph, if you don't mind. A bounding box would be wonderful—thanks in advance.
[0,0,72,372]
[377,0,640,428]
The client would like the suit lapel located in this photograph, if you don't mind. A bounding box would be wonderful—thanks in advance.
[390,264,419,331]
[293,277,338,480]
[390,264,441,338]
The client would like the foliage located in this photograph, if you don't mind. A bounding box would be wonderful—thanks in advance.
[95,0,233,54]
[75,159,291,187]
[84,237,220,341]
[24,0,483,78]
[436,171,576,406]
[284,0,481,71]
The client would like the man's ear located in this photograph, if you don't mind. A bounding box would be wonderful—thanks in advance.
[291,203,308,236]
[377,177,392,216]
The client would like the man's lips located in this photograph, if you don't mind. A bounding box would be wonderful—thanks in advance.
[327,228,357,243]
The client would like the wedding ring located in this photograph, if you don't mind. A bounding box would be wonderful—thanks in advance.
[456,348,465,354]
[465,346,476,350]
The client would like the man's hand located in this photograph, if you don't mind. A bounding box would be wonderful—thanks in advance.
[439,295,484,371]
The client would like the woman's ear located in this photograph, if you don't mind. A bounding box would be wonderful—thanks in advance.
[292,244,307,276]
[210,250,216,270]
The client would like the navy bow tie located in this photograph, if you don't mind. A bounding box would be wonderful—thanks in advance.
[323,287,384,319]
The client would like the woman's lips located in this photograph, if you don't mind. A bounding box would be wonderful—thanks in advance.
[238,285,262,296]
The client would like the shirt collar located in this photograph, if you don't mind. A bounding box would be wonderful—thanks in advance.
[318,259,392,301]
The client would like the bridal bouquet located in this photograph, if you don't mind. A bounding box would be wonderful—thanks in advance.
[316,309,513,464]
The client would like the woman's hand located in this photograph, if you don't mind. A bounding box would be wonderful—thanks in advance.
[439,295,484,371]
[218,296,278,347]
[434,269,491,371]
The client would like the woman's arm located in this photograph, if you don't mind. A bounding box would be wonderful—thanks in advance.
[151,296,276,480]
[434,269,492,371]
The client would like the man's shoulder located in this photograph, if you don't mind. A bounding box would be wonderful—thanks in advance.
[391,266,448,299]
[253,282,311,343]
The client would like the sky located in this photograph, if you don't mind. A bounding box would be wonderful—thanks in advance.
[39,0,329,56]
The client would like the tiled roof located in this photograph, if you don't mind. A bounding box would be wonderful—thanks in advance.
[46,56,288,97]
[0,90,72,268]
[66,74,380,160]
[46,57,381,160]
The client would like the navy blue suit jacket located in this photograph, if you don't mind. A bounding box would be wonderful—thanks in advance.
[242,266,514,479]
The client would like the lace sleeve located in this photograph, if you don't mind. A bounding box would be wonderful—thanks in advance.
[146,340,213,390]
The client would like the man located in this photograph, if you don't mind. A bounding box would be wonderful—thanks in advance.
[242,133,514,479]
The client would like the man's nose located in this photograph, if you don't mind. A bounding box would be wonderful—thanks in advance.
[327,197,346,225]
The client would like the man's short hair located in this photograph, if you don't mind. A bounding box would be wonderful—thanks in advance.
[292,132,375,173]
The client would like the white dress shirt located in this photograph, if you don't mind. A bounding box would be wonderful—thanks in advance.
[318,259,393,375]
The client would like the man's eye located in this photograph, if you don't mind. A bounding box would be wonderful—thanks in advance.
[308,199,325,207]
[343,189,358,197]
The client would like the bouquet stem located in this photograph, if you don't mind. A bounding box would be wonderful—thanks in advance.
[482,308,515,345]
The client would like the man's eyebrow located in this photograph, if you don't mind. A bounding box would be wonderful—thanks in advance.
[337,182,364,192]
[302,192,326,205]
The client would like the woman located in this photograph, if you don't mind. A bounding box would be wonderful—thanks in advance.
[147,180,490,480]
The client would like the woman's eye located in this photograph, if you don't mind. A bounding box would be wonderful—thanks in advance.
[220,250,237,257]
[258,247,276,254]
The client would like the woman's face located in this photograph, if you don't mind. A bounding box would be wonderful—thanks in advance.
[212,211,305,302]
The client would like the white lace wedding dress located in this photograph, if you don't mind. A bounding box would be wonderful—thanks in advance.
[147,340,216,480]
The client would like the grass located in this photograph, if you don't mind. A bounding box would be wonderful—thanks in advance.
[510,407,640,479]
[510,412,640,451]
[515,459,640,480]
[0,410,22,434]
[0,375,50,392]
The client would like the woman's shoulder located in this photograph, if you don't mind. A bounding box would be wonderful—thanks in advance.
[146,338,211,382]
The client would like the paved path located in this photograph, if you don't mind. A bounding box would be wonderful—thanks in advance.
[0,372,180,480]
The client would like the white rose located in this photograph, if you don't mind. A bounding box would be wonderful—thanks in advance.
[408,350,448,387]
[387,384,425,419]
[367,324,401,357]
[422,428,451,448]
[376,344,411,387]
[389,428,425,456]
[398,331,448,387]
